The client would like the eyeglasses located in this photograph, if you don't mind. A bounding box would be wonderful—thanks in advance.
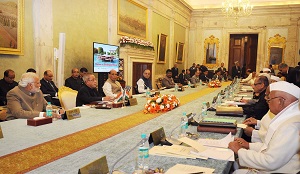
[253,83,261,86]
[266,96,285,103]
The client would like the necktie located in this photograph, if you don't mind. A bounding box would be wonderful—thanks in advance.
[49,81,56,92]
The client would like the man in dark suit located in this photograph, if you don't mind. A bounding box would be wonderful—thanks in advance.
[76,73,112,106]
[171,63,179,83]
[278,63,300,87]
[65,68,83,91]
[217,62,226,75]
[241,75,269,120]
[0,69,18,106]
[231,61,241,78]
[40,70,60,106]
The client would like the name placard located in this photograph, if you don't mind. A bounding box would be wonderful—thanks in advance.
[128,98,138,106]
[66,108,81,120]
[0,125,3,139]
[78,156,109,174]
[149,127,166,146]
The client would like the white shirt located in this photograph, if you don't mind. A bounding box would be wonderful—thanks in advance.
[137,78,146,93]
[102,81,121,98]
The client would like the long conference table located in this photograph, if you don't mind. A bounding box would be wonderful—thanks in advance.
[0,82,246,174]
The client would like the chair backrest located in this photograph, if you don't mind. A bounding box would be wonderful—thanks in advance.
[58,86,78,110]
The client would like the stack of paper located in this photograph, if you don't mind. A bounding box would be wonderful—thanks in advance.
[165,164,214,174]
[193,133,235,161]
[149,145,207,159]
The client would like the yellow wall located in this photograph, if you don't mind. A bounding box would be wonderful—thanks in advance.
[0,0,35,80]
[152,12,170,76]
[174,23,186,72]
[52,0,108,78]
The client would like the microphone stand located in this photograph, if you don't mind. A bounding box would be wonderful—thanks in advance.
[169,113,197,139]
[109,138,147,174]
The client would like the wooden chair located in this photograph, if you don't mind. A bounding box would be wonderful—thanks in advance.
[58,86,78,110]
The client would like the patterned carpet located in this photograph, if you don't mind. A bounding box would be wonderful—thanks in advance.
[0,83,229,173]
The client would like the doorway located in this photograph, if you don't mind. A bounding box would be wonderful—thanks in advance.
[132,62,152,94]
[228,34,258,78]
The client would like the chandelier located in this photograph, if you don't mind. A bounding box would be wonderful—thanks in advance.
[221,0,253,25]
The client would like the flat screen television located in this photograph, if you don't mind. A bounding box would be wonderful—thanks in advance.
[93,42,119,73]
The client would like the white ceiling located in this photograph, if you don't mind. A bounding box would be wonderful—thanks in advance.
[182,0,300,9]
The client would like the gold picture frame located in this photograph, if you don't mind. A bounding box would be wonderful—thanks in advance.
[267,34,286,66]
[157,33,167,63]
[203,35,219,69]
[176,42,184,63]
[118,0,148,39]
[0,0,24,55]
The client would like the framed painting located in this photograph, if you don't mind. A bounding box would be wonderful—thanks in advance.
[0,0,24,55]
[176,42,184,63]
[267,34,286,66]
[157,33,167,63]
[118,0,147,39]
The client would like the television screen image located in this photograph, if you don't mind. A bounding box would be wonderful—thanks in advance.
[93,42,119,72]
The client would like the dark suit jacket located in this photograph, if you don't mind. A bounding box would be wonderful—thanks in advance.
[231,66,241,78]
[171,67,179,78]
[286,67,300,87]
[200,73,209,83]
[76,84,103,106]
[217,67,226,75]
[178,73,187,85]
[65,76,84,91]
[0,79,18,105]
[40,78,58,97]
[242,89,269,120]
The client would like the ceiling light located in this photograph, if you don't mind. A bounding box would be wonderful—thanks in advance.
[222,0,253,25]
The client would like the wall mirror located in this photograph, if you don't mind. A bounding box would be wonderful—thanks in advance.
[267,34,286,65]
[203,35,219,68]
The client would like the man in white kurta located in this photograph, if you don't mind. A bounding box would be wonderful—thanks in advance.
[229,81,300,173]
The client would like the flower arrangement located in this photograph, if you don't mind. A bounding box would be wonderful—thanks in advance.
[208,80,222,88]
[120,36,154,50]
[143,94,180,114]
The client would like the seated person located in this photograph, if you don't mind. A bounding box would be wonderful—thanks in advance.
[6,72,61,120]
[40,70,60,106]
[241,69,255,85]
[241,76,269,120]
[228,81,300,173]
[199,69,210,83]
[76,73,111,106]
[212,70,222,81]
[102,69,122,98]
[223,71,232,81]
[190,70,200,84]
[79,67,88,78]
[0,69,18,106]
[162,69,177,89]
[65,68,84,91]
[178,69,188,85]
[184,69,191,82]
[136,69,152,94]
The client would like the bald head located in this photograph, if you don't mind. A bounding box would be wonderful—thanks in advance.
[43,70,54,81]
[71,68,80,78]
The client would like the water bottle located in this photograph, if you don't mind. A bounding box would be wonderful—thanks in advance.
[201,102,207,117]
[174,83,178,92]
[145,87,150,98]
[216,94,222,106]
[199,80,202,85]
[179,112,188,137]
[135,133,149,173]
[188,81,191,88]
[46,102,52,117]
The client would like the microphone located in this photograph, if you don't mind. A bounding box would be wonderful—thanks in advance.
[110,137,148,174]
